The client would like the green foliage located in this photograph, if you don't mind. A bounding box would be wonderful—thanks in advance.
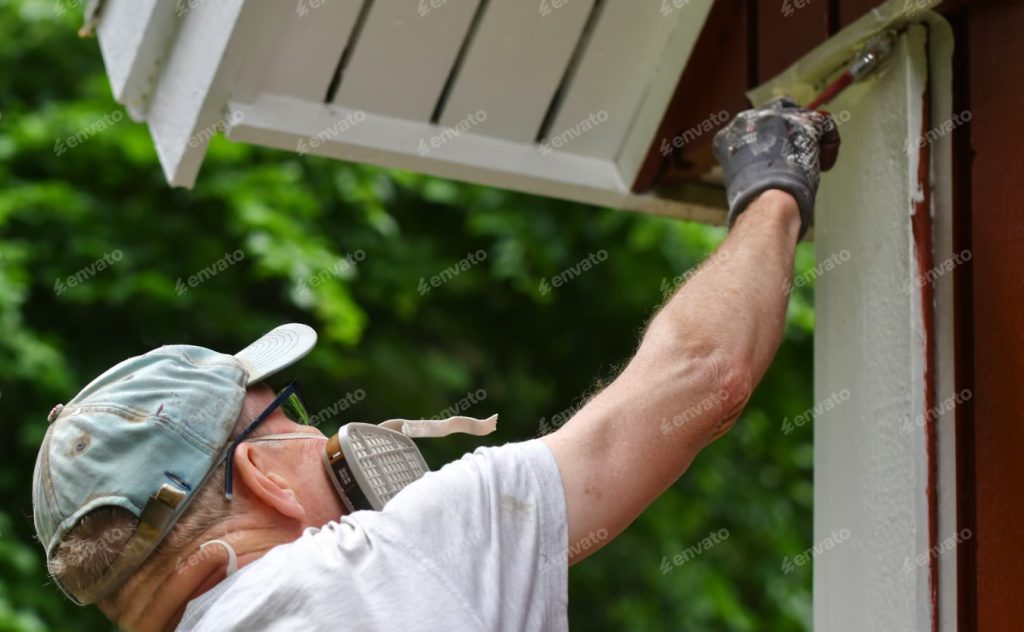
[0,1,818,629]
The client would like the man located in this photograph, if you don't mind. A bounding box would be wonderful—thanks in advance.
[32,98,838,631]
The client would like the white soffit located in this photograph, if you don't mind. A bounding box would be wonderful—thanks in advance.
[92,0,720,221]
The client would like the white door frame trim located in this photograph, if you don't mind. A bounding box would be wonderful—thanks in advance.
[751,3,957,630]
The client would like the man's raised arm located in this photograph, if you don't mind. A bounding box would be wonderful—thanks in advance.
[541,98,840,560]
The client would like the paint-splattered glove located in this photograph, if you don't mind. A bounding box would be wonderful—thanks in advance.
[713,96,840,241]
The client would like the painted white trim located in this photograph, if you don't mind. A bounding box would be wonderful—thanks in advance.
[226,94,725,223]
[753,1,958,626]
[922,16,959,632]
[143,0,293,187]
[753,9,956,629]
[141,0,245,186]
[813,28,934,631]
[95,0,180,120]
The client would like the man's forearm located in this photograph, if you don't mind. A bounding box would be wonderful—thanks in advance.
[641,188,802,410]
[543,190,801,555]
[543,97,838,560]
[592,189,800,471]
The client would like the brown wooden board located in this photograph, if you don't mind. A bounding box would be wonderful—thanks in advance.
[758,0,831,83]
[837,0,881,28]
[965,0,1024,629]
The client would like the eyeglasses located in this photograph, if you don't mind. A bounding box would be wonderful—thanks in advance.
[223,380,311,500]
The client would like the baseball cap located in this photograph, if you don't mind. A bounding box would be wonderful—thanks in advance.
[32,323,317,605]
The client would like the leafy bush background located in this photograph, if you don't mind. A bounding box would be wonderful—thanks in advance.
[0,1,817,629]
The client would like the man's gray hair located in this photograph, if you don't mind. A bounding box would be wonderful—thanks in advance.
[46,388,267,617]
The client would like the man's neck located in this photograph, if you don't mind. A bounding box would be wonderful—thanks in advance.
[122,524,299,632]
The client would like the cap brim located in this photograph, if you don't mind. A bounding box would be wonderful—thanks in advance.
[235,323,317,385]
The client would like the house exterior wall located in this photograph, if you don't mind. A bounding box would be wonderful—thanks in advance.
[959,1,1024,629]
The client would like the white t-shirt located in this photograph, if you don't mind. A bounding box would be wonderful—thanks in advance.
[176,439,569,631]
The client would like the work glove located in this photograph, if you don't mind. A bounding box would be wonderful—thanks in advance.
[713,96,841,241]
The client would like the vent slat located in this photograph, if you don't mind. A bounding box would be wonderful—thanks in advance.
[332,0,482,122]
[259,0,367,103]
[438,0,596,143]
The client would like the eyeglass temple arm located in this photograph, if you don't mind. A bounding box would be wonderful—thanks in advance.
[223,381,299,500]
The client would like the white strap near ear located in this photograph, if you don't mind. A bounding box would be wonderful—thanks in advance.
[378,414,498,438]
[199,539,238,577]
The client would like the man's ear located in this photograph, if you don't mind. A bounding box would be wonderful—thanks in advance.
[233,443,306,521]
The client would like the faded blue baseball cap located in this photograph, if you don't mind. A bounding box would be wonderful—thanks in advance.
[32,323,317,605]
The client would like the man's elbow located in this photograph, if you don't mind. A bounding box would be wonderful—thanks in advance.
[686,352,753,421]
[713,356,754,416]
[647,345,754,444]
[643,327,754,410]
[679,356,752,447]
